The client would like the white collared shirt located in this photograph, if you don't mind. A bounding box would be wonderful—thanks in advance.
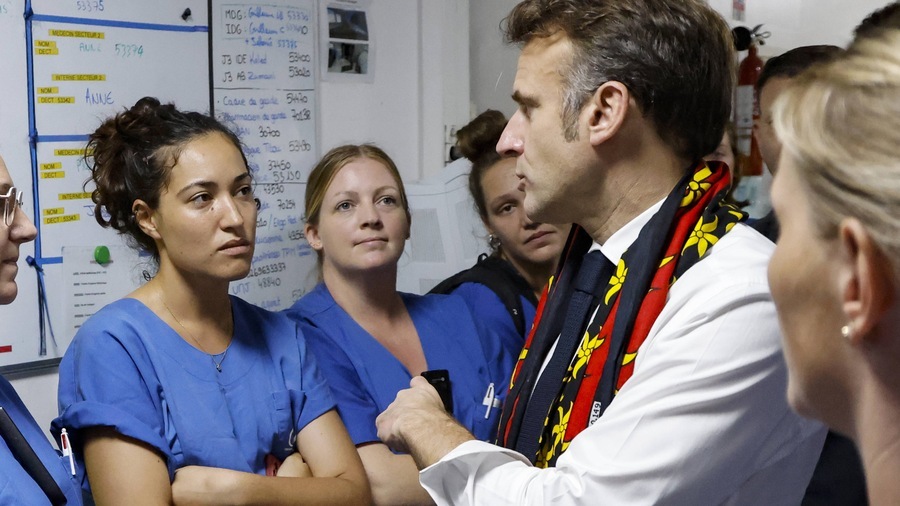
[418,209,826,506]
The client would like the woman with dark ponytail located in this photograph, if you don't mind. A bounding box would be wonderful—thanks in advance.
[53,97,370,505]
[431,110,568,344]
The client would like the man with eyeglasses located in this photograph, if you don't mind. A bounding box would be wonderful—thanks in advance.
[2,186,24,226]
[1,164,33,305]
[1,154,82,504]
[375,0,825,504]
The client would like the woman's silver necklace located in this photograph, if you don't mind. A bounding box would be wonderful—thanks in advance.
[161,299,229,372]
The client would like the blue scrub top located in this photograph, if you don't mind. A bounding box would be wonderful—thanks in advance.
[53,296,334,494]
[0,376,82,506]
[451,281,536,350]
[284,283,515,445]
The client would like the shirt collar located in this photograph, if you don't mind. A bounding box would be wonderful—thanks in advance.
[588,199,665,265]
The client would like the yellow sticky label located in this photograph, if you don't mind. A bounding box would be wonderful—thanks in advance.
[40,171,65,179]
[48,30,104,39]
[35,48,59,55]
[43,208,65,216]
[40,162,62,170]
[38,96,75,104]
[54,149,86,157]
[59,192,92,200]
[37,87,59,94]
[51,74,106,81]
[34,40,57,48]
[44,214,81,225]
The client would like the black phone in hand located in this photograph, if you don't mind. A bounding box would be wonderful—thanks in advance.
[421,369,453,413]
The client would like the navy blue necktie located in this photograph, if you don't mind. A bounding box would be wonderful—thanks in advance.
[514,250,611,461]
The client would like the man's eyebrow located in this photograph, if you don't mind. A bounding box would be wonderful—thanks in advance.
[511,90,539,108]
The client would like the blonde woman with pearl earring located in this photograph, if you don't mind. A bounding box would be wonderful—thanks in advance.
[767,28,900,505]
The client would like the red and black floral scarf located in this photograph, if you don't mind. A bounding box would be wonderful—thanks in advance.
[497,161,746,467]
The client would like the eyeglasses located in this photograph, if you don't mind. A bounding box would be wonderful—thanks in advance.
[1,186,25,227]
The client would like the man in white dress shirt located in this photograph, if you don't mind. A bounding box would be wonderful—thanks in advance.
[376,0,825,504]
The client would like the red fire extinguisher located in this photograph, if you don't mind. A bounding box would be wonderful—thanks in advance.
[733,25,768,177]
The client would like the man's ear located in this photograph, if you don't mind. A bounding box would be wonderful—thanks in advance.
[585,81,631,147]
[132,200,161,240]
[305,222,322,250]
[838,217,896,344]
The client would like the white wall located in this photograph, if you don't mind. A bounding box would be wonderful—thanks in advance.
[469,0,895,114]
[707,0,892,57]
[469,0,519,118]
[320,0,469,182]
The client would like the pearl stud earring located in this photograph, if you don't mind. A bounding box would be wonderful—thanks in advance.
[840,325,852,339]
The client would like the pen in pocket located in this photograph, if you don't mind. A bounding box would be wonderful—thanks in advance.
[60,428,76,476]
[483,383,501,419]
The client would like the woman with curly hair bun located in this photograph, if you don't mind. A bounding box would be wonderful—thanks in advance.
[53,97,370,505]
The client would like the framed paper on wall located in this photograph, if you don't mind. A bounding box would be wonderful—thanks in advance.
[320,0,374,83]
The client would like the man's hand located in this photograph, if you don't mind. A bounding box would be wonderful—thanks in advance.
[376,376,476,469]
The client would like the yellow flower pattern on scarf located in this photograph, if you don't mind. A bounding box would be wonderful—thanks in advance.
[502,160,746,468]
[680,166,713,207]
[510,274,554,389]
[517,346,528,362]
[725,208,743,232]
[604,259,628,304]
[537,401,573,467]
[571,331,605,379]
[659,255,675,268]
[683,215,720,258]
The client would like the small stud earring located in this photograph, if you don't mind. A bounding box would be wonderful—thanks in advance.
[488,234,501,250]
[840,325,852,339]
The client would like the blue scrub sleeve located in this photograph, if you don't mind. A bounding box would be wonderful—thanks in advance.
[448,289,517,388]
[452,282,527,358]
[53,328,172,476]
[293,324,337,433]
[298,323,381,445]
[2,376,83,506]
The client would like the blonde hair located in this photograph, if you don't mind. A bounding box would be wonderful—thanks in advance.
[304,144,410,271]
[304,144,409,227]
[773,29,900,278]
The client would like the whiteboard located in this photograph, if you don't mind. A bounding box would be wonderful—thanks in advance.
[210,0,320,310]
[0,0,318,372]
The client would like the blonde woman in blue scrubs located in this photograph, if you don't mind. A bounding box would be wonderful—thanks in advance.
[285,144,515,505]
